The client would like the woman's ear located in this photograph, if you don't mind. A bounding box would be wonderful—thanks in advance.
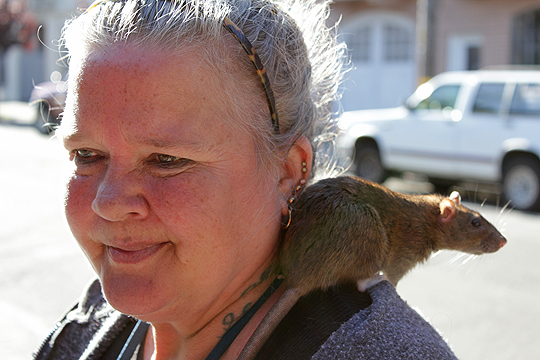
[278,135,313,215]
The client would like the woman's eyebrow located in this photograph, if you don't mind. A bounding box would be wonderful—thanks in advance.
[136,136,205,150]
[62,131,91,146]
[62,131,203,149]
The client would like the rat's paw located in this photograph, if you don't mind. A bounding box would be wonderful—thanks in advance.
[357,273,387,292]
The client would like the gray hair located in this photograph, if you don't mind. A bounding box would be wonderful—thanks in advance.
[61,0,346,177]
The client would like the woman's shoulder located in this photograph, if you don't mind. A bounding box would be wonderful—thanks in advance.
[313,281,458,360]
[33,279,135,360]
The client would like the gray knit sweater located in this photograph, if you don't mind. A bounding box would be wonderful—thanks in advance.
[33,279,458,359]
[313,281,458,359]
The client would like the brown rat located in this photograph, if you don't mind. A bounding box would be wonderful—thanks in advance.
[237,175,506,360]
[275,175,507,293]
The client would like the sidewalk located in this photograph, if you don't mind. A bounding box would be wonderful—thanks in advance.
[0,101,37,125]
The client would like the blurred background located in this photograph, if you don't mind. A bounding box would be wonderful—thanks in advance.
[1,0,540,359]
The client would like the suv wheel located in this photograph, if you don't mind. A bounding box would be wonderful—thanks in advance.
[503,156,540,211]
[355,143,387,183]
[428,178,453,196]
[35,102,53,135]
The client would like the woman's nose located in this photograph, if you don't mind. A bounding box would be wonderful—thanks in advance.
[91,169,150,221]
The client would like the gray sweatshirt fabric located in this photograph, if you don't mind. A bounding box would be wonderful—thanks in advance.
[33,279,458,359]
[313,281,458,359]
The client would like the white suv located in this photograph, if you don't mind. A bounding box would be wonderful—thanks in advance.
[338,70,540,211]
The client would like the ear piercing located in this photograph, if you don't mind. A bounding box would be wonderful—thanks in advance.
[283,162,308,229]
[288,162,307,204]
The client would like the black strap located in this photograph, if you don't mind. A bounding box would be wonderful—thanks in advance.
[204,277,284,360]
[108,278,282,360]
[115,320,150,360]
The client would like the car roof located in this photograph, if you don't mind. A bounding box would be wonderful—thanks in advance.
[430,70,540,85]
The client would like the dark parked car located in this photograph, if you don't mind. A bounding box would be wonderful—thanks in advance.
[29,72,67,134]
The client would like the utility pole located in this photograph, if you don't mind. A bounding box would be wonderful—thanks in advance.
[416,0,437,84]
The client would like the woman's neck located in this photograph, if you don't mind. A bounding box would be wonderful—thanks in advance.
[143,274,278,360]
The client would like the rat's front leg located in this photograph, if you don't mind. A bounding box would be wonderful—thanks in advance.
[357,273,387,292]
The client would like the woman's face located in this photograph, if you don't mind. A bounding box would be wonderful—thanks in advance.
[60,44,283,330]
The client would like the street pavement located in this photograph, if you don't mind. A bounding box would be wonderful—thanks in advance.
[0,104,95,359]
[1,102,539,359]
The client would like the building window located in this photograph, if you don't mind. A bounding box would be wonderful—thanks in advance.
[383,24,412,62]
[467,46,481,70]
[512,9,540,64]
[344,26,371,62]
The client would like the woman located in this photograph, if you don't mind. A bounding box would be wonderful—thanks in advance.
[34,1,458,359]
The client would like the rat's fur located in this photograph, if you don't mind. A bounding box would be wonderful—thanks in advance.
[273,176,506,293]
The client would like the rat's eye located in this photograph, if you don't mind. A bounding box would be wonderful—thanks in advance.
[471,219,481,227]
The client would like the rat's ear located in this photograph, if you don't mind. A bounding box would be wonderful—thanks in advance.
[278,135,313,215]
[439,198,457,223]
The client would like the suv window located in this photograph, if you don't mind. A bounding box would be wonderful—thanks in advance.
[510,83,540,115]
[473,83,505,113]
[415,84,460,110]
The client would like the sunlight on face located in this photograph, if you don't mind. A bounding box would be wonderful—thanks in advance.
[60,44,282,331]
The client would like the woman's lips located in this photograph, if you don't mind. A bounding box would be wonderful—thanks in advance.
[107,243,168,264]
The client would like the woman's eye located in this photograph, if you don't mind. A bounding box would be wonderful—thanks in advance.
[151,154,193,170]
[76,149,97,158]
[71,149,99,163]
[157,154,181,163]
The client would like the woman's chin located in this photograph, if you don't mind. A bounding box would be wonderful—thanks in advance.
[100,272,170,318]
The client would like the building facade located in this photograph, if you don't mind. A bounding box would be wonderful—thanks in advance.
[333,0,540,111]
[331,0,417,111]
[4,0,540,109]
[434,0,540,73]
[1,0,86,101]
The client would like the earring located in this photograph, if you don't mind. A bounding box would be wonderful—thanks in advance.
[282,161,308,229]
[282,207,293,229]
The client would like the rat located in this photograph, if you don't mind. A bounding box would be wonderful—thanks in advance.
[275,175,507,293]
[237,175,506,360]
